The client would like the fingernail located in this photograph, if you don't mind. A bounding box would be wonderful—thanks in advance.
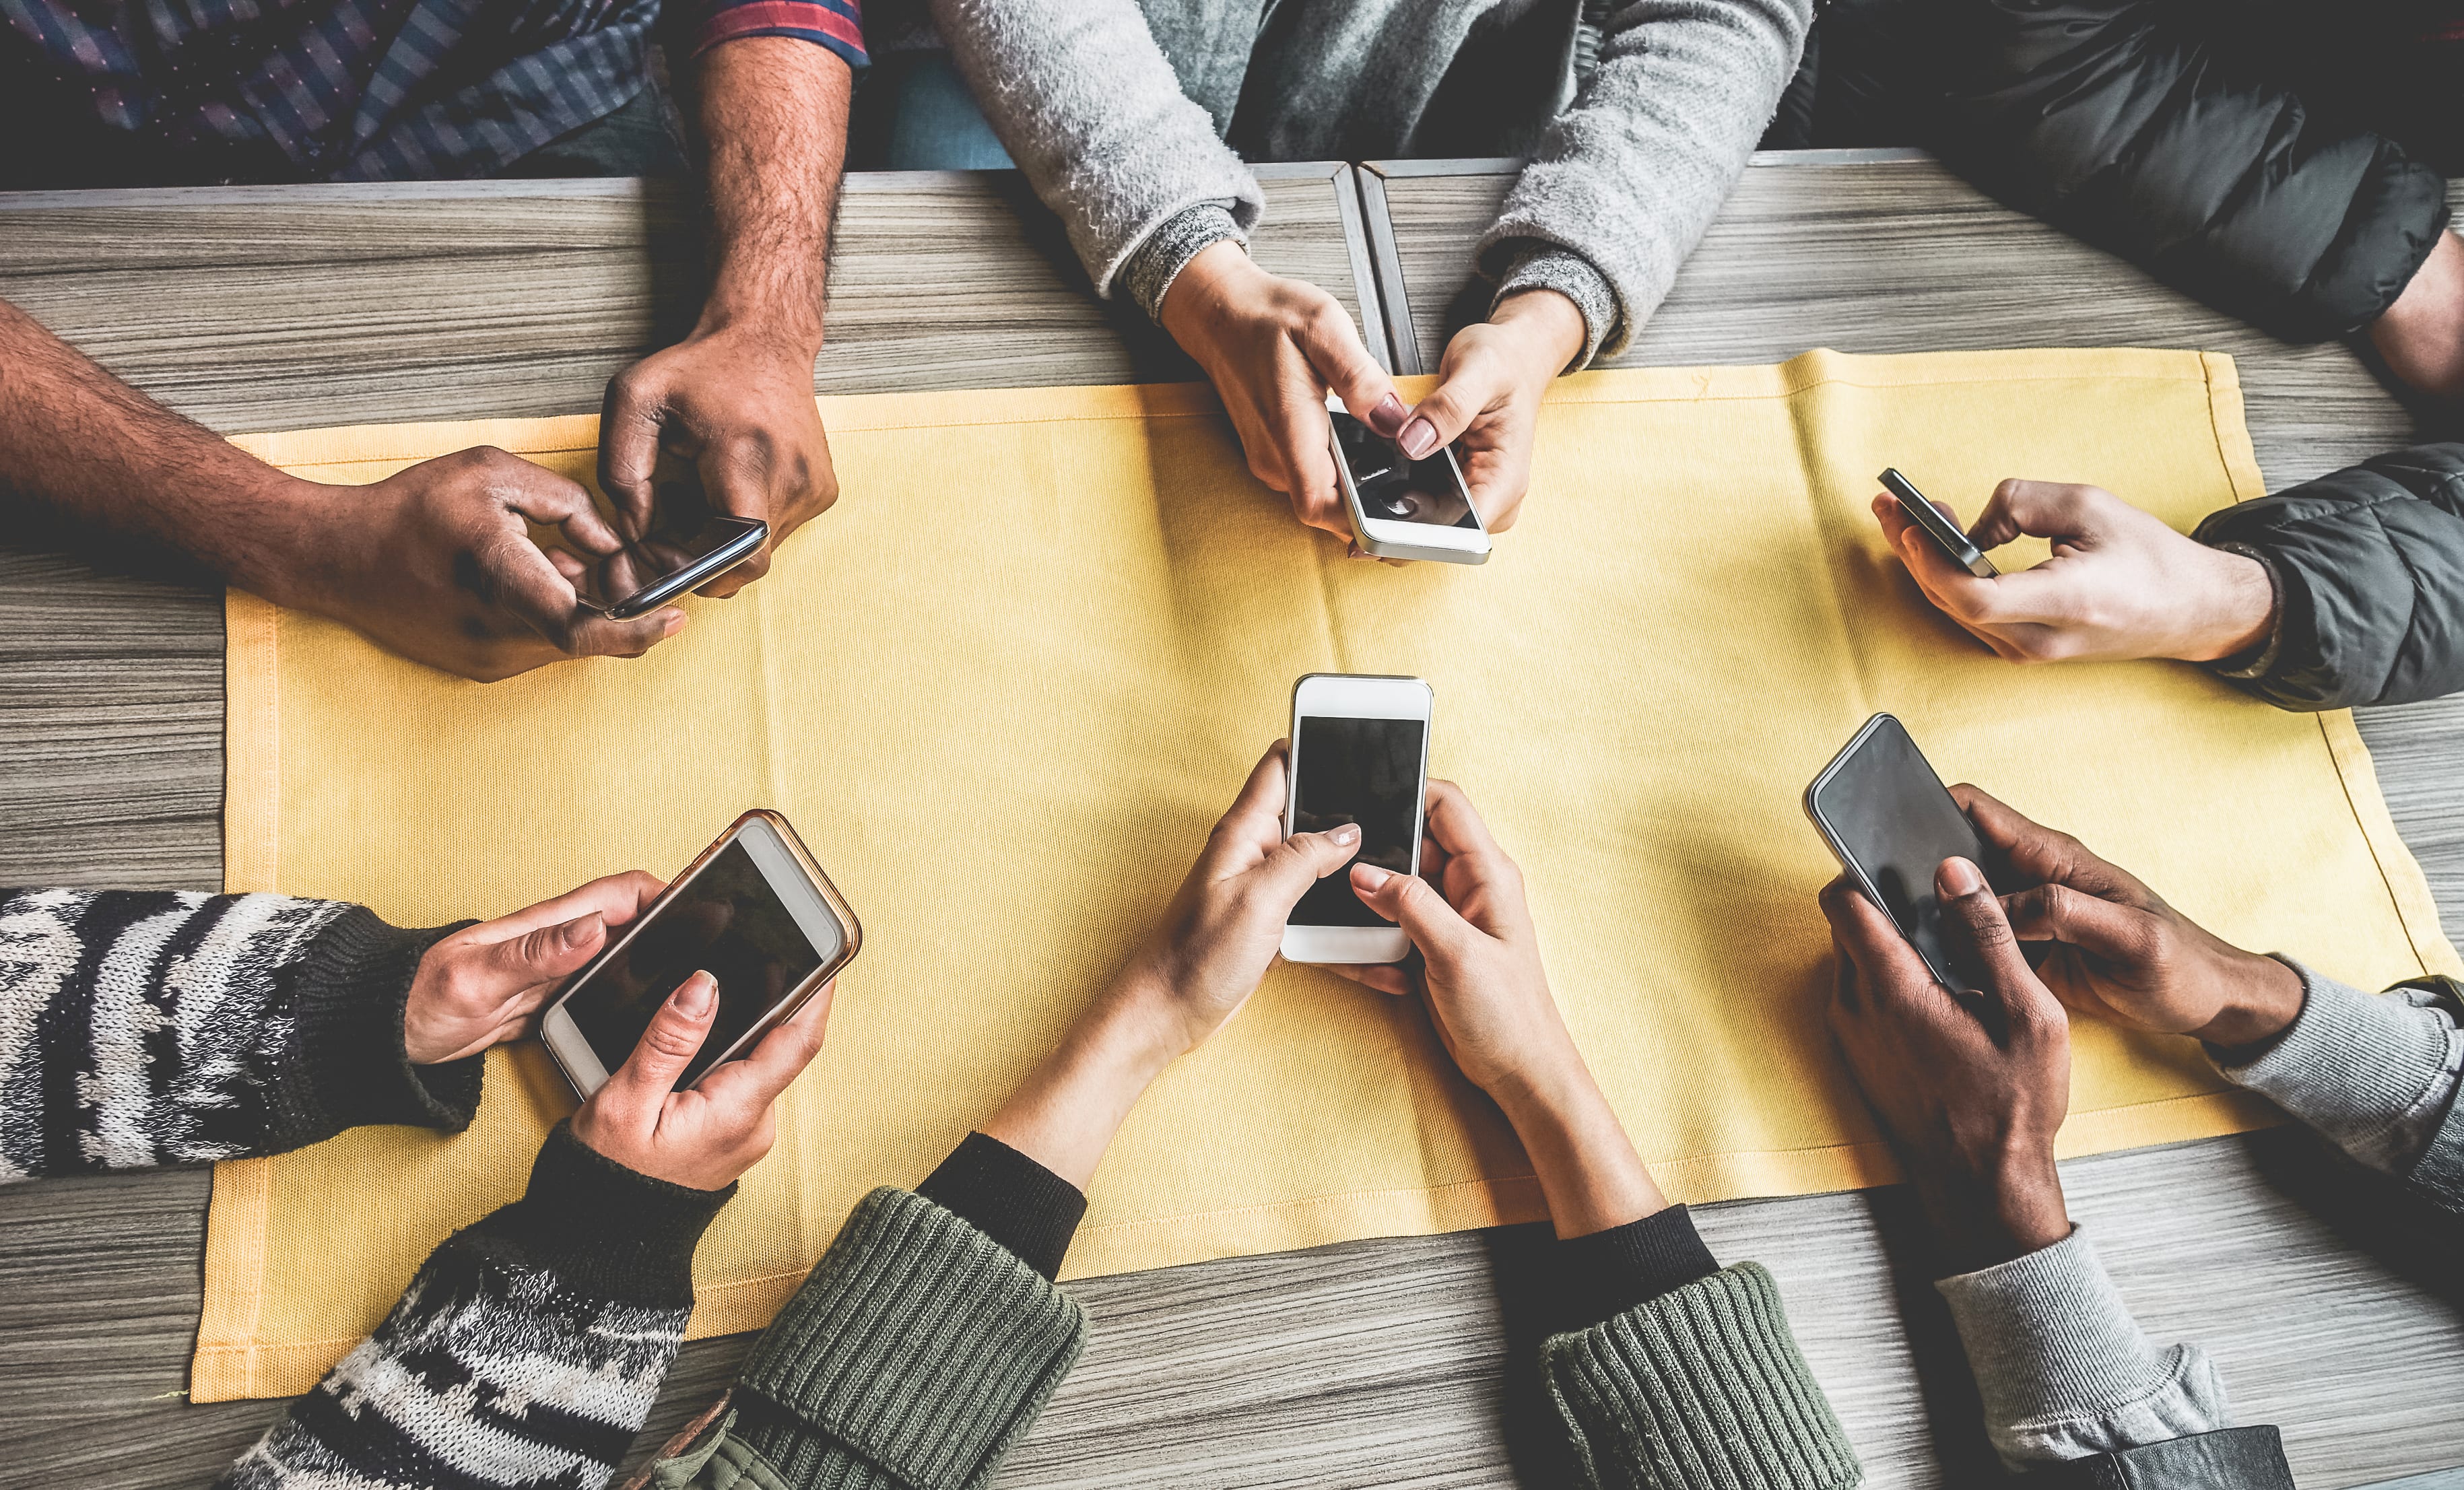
[1398,418,1438,459]
[1331,823,1361,846]
[1937,857,1985,897]
[1353,863,1392,890]
[676,973,716,1015]
[561,912,603,949]
[1368,393,1407,438]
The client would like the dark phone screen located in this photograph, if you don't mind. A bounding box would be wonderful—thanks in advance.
[1332,411,1476,529]
[563,840,834,1085]
[1809,716,1989,990]
[575,516,762,614]
[1289,715,1426,927]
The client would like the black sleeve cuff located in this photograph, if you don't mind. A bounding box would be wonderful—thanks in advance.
[2030,1425,2292,1488]
[915,1132,1088,1281]
[275,908,480,1149]
[472,1121,735,1306]
[1555,1205,1721,1330]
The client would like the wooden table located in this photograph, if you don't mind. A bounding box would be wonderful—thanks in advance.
[3,152,2462,1490]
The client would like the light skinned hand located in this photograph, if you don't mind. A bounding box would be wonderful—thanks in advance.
[2370,228,2464,400]
[1389,287,1587,536]
[1158,240,1407,541]
[1336,778,1665,1238]
[1821,861,2072,1273]
[568,970,834,1190]
[1874,480,2275,665]
[1954,785,2306,1050]
[403,871,666,1064]
[286,448,686,682]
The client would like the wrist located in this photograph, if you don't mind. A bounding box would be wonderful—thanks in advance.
[1488,287,1587,382]
[1157,240,1257,347]
[2176,545,2276,663]
[2190,952,2306,1051]
[684,302,824,365]
[235,473,361,613]
[1921,1148,2070,1271]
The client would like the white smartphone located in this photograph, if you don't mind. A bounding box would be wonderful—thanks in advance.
[539,811,861,1098]
[1281,673,1434,964]
[1326,392,1491,565]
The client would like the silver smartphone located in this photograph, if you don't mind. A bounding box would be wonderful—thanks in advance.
[1327,393,1491,565]
[1803,714,1993,993]
[574,515,768,619]
[1878,468,1997,579]
[1281,673,1433,965]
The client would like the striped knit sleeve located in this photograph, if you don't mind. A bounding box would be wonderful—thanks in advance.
[1543,1262,1861,1490]
[0,887,477,1182]
[692,0,867,67]
[221,1124,732,1490]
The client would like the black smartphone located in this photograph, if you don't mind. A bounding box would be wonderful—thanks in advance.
[1803,713,1992,992]
[576,515,768,619]
[1878,468,1997,579]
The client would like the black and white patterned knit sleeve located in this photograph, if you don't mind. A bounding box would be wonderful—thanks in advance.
[222,1122,731,1490]
[0,887,478,1182]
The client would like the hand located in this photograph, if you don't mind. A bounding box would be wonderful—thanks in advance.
[1158,241,1405,541]
[1390,288,1586,535]
[279,448,686,681]
[1954,786,2306,1049]
[1338,778,1664,1238]
[2370,229,2464,400]
[403,871,665,1064]
[1875,480,2275,665]
[568,970,834,1190]
[1821,860,2073,1272]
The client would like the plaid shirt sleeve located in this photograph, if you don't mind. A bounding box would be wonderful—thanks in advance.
[692,0,865,67]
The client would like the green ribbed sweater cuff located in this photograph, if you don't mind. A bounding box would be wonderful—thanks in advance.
[1544,1262,1861,1490]
[731,1186,1090,1490]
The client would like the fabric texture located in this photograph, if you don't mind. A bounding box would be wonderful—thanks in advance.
[195,349,2461,1400]
[1555,1205,1722,1328]
[1543,1261,1859,1489]
[2193,444,2464,710]
[1936,1228,2229,1469]
[914,1132,1088,1281]
[0,889,471,1182]
[222,1123,732,1490]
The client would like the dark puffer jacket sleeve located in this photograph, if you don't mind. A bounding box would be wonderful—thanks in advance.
[2193,444,2464,710]
[1941,0,2451,340]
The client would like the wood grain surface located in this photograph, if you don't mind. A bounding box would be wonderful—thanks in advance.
[3,155,2461,1489]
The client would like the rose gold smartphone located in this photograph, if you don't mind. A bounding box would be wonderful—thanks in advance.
[539,810,860,1097]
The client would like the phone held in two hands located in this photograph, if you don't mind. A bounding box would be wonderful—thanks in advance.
[574,515,769,620]
[1803,713,1995,993]
[540,811,862,1098]
[1326,394,1491,566]
[1282,673,1434,966]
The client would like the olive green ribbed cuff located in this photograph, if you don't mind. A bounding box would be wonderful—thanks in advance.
[735,1187,1088,1490]
[1543,1262,1860,1490]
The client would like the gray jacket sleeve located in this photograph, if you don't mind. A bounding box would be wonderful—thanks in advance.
[2193,444,2464,710]
[927,0,1261,311]
[1480,0,1813,367]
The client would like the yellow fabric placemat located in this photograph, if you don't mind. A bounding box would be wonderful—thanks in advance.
[197,349,2459,1402]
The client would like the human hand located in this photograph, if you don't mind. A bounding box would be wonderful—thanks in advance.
[1874,480,2275,665]
[279,448,686,681]
[2370,229,2464,400]
[1954,786,2306,1049]
[1389,288,1586,536]
[568,970,833,1190]
[403,871,665,1064]
[1821,860,2073,1272]
[1158,240,1405,541]
[599,325,838,598]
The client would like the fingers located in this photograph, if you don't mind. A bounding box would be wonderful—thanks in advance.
[1396,355,1501,464]
[1816,875,1938,1007]
[1201,741,1293,875]
[495,870,667,937]
[700,979,834,1108]
[474,909,609,998]
[1273,388,1347,538]
[1933,858,2061,1033]
[1872,492,2000,613]
[1255,824,1363,905]
[1951,784,2139,903]
[692,439,778,598]
[2000,880,2155,965]
[477,449,626,557]
[1967,479,2104,552]
[601,972,719,1106]
[1350,859,1475,959]
[1298,302,1403,442]
[1327,961,1416,996]
[598,366,672,540]
[1421,778,1504,863]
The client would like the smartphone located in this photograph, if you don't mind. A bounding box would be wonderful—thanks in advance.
[1877,469,1997,580]
[1803,714,1993,992]
[576,515,768,620]
[1281,673,1434,964]
[539,810,861,1097]
[1327,393,1490,565]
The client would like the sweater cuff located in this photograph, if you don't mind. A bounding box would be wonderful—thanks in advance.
[916,1132,1087,1281]
[1541,1262,1859,1490]
[1554,1204,1721,1329]
[2211,962,2464,1174]
[275,907,480,1147]
[1935,1227,2229,1468]
[737,1187,1088,1489]
[476,1121,734,1306]
[1119,203,1242,323]
[1493,241,1618,372]
[2202,542,2286,681]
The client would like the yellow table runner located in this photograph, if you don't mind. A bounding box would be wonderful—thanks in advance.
[198,349,2459,1402]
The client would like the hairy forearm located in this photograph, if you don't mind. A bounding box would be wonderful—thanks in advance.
[693,39,851,351]
[0,300,317,592]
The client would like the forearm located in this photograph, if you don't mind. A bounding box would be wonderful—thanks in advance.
[1496,1062,1667,1240]
[980,973,1180,1191]
[0,301,321,597]
[692,38,852,355]
[0,889,476,1182]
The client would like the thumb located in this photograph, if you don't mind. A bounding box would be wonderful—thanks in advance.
[1934,858,2052,1019]
[1350,862,1475,959]
[1257,825,1363,904]
[1968,479,2099,551]
[481,910,607,992]
[2000,880,2152,966]
[605,972,719,1103]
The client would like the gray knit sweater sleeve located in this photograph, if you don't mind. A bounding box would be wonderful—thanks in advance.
[1481,0,1813,366]
[927,0,1261,306]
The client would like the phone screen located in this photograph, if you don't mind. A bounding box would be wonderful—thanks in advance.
[1332,411,1477,529]
[1808,716,1990,989]
[575,515,762,615]
[561,839,836,1084]
[1289,714,1426,926]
